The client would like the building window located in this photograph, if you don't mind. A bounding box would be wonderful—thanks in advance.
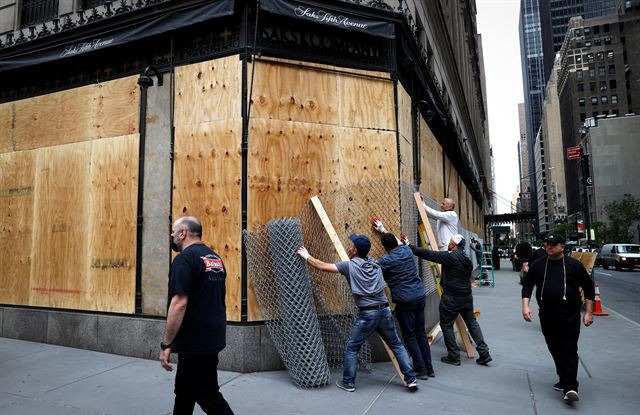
[591,96,598,105]
[610,79,617,89]
[604,36,612,44]
[576,69,583,80]
[589,67,595,78]
[612,95,618,104]
[607,50,614,59]
[594,38,601,45]
[596,51,604,60]
[609,64,616,75]
[590,82,596,92]
[21,0,59,28]
[579,98,586,107]
[600,81,607,92]
[585,41,592,48]
[587,53,594,62]
[580,113,586,121]
[575,28,582,36]
[576,55,582,64]
[601,96,608,104]
[594,26,600,34]
[578,83,584,92]
[599,66,606,77]
[584,27,591,35]
[604,24,610,33]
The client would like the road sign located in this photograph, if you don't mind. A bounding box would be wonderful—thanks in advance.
[567,146,582,160]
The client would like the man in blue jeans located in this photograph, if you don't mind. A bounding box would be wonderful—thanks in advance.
[372,219,434,379]
[297,234,418,392]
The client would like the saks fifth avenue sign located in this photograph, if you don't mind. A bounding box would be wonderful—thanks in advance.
[295,6,368,30]
[61,38,116,57]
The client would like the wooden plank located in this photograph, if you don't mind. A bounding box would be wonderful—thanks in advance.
[571,252,597,277]
[338,74,395,130]
[249,60,339,125]
[12,77,139,152]
[0,150,36,306]
[247,119,340,229]
[414,192,475,358]
[397,83,412,142]
[310,196,406,386]
[87,134,139,313]
[419,118,443,200]
[174,55,242,126]
[172,119,243,321]
[256,57,392,79]
[30,142,91,309]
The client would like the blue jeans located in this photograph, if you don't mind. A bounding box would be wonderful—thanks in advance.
[343,307,416,387]
[395,296,433,373]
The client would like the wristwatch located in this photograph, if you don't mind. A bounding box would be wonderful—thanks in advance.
[160,341,172,350]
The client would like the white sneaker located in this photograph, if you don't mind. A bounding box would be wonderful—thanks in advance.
[563,390,579,402]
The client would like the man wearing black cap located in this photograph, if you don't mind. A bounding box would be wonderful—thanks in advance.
[406,234,492,367]
[522,233,595,403]
[297,234,418,393]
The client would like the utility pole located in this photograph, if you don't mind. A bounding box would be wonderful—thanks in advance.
[579,146,592,246]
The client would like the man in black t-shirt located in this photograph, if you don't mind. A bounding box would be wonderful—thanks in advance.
[522,233,595,404]
[160,216,233,415]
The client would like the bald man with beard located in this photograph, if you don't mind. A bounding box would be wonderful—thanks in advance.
[422,197,459,251]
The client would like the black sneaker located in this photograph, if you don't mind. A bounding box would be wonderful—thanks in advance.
[336,380,355,392]
[476,353,492,366]
[563,390,579,402]
[426,368,435,378]
[416,371,430,380]
[553,382,564,391]
[441,356,461,366]
[406,380,418,391]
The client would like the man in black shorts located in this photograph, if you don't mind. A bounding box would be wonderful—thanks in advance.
[160,216,233,414]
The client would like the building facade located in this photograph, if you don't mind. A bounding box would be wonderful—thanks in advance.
[0,0,491,369]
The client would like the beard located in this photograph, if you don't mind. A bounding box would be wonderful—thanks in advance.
[170,237,181,252]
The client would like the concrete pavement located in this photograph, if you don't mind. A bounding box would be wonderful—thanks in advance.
[1,262,639,415]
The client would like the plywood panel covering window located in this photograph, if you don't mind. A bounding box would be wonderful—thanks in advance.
[419,118,443,200]
[0,103,13,153]
[8,77,139,152]
[174,56,242,126]
[339,74,395,131]
[172,120,243,321]
[397,83,412,142]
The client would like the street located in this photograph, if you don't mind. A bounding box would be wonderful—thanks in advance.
[592,267,640,324]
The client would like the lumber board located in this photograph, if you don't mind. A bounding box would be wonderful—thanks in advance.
[172,119,243,321]
[11,77,139,152]
[419,118,443,200]
[87,134,139,313]
[397,83,412,142]
[0,150,36,306]
[571,252,597,277]
[174,55,242,126]
[414,192,475,358]
[30,142,91,309]
[338,74,395,130]
[247,119,340,229]
[249,60,339,125]
[310,196,406,386]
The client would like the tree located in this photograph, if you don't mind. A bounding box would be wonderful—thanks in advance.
[602,194,640,243]
[552,222,574,240]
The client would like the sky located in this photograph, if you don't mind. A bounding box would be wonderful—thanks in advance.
[476,0,525,213]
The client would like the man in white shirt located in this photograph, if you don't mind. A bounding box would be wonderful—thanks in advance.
[423,197,459,250]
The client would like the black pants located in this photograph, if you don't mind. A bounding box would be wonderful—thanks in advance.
[539,307,581,392]
[439,294,490,360]
[174,353,233,415]
[395,296,433,373]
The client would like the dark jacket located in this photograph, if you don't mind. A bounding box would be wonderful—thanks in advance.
[409,245,473,297]
[378,245,425,302]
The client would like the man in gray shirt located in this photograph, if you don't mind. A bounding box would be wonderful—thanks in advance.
[297,234,417,393]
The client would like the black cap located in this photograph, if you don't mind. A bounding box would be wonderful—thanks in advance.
[543,233,566,244]
[349,234,371,257]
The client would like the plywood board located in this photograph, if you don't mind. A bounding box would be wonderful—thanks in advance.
[257,57,391,79]
[11,77,139,152]
[0,103,14,153]
[0,150,35,305]
[339,128,398,186]
[87,134,139,313]
[338,74,395,130]
[29,142,91,309]
[399,135,413,186]
[249,60,339,125]
[458,182,468,229]
[174,55,242,126]
[172,119,243,321]
[397,83,412,142]
[247,119,341,229]
[419,118,443,200]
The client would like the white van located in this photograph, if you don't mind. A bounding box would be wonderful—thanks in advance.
[600,244,640,271]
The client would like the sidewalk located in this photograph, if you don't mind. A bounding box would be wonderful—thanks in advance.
[1,263,639,415]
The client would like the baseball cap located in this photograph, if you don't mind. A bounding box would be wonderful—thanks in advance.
[451,234,465,246]
[349,234,371,257]
[543,233,566,244]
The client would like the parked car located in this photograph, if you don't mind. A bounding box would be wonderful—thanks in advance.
[600,244,640,271]
[594,248,602,267]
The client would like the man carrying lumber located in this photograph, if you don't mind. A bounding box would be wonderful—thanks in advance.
[296,234,418,393]
[406,233,492,367]
[422,197,459,251]
[372,218,435,379]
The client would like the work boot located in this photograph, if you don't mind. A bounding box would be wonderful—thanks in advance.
[440,355,461,366]
[416,371,430,380]
[476,353,492,365]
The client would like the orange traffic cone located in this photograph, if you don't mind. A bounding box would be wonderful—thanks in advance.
[593,283,609,316]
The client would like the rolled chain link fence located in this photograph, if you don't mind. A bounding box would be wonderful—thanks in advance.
[244,179,479,388]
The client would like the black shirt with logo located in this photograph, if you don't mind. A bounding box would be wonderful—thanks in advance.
[168,243,227,354]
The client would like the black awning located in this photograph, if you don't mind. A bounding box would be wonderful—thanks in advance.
[260,0,395,39]
[0,0,235,73]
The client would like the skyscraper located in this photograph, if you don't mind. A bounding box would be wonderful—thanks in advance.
[518,0,616,235]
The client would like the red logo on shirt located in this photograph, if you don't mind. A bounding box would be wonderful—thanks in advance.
[201,256,225,273]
